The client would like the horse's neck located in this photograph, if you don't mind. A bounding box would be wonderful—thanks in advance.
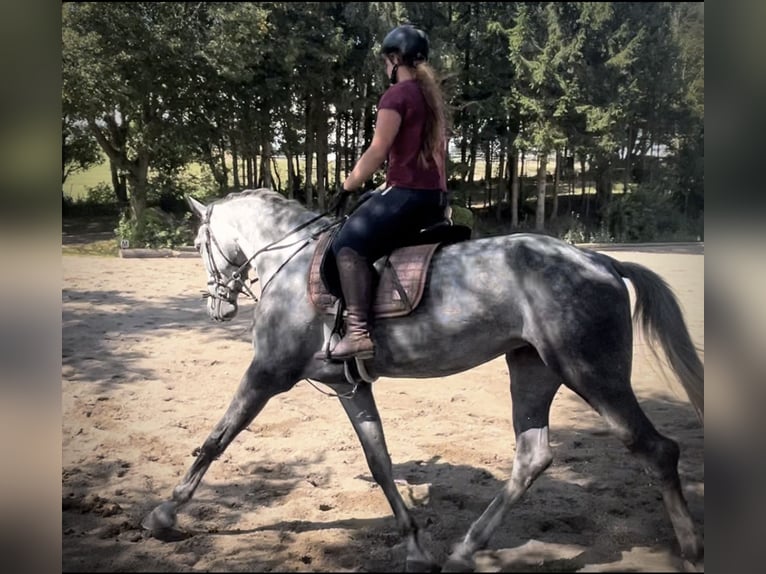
[221,197,317,272]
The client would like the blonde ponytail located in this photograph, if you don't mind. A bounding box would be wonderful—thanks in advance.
[413,62,448,171]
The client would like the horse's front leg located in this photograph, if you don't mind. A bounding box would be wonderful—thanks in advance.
[331,381,437,573]
[142,358,286,536]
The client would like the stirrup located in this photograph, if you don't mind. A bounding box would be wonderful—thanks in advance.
[343,356,378,385]
[354,357,377,383]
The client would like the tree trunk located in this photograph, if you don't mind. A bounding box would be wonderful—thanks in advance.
[597,170,613,210]
[246,155,253,188]
[624,125,632,193]
[304,98,315,209]
[551,149,560,222]
[567,148,574,214]
[293,155,301,195]
[256,142,262,187]
[61,128,68,184]
[594,156,613,212]
[362,79,374,149]
[109,159,128,205]
[351,105,360,173]
[126,153,150,221]
[285,152,295,199]
[315,103,328,210]
[535,152,547,231]
[520,150,526,178]
[271,156,282,192]
[252,141,259,188]
[232,144,240,191]
[204,143,228,193]
[219,141,229,191]
[260,138,273,189]
[461,6,472,179]
[497,138,507,199]
[232,139,240,190]
[344,111,350,179]
[635,129,650,184]
[484,139,492,208]
[580,155,589,218]
[335,111,342,188]
[511,150,519,229]
[496,139,506,222]
[467,130,478,183]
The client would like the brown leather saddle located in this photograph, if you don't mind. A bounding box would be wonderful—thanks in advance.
[308,222,472,319]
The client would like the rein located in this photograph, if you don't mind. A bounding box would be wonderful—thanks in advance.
[202,205,340,304]
[201,196,365,401]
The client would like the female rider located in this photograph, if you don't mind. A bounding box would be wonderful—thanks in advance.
[327,24,449,361]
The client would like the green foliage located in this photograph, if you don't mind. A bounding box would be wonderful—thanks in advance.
[64,168,218,220]
[62,1,704,239]
[63,2,220,220]
[147,170,219,214]
[560,212,588,244]
[112,168,214,248]
[62,115,103,183]
[605,185,693,243]
[558,212,614,244]
[588,221,616,244]
[115,207,194,249]
[84,182,117,206]
[62,183,121,217]
[672,119,704,218]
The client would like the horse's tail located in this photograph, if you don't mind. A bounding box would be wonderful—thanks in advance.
[613,260,704,422]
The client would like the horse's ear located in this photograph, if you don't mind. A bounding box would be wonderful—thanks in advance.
[186,195,207,219]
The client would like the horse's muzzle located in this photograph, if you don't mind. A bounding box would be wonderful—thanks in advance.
[207,296,238,322]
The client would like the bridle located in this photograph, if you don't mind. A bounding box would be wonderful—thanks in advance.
[200,204,338,306]
[198,196,368,400]
[200,220,258,304]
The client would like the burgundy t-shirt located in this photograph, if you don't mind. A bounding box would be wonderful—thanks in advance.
[377,79,446,191]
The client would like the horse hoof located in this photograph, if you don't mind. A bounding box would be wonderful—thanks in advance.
[405,558,440,573]
[141,501,178,532]
[680,534,704,565]
[440,557,474,573]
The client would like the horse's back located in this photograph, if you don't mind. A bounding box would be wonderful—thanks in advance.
[431,232,622,292]
[364,233,629,378]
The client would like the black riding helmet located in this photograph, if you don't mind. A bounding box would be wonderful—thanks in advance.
[381,24,429,84]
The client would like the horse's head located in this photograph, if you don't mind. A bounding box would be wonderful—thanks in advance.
[187,195,251,322]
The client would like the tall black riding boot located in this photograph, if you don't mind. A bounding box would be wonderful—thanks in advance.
[330,247,375,361]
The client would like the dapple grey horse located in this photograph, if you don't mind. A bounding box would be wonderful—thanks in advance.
[142,188,704,571]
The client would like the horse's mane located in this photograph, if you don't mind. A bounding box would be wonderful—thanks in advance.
[218,188,313,215]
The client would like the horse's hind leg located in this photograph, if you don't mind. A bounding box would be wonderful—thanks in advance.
[142,359,282,536]
[566,365,703,562]
[443,346,561,571]
[332,381,437,573]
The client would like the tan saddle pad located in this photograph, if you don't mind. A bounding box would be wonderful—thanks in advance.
[308,229,440,319]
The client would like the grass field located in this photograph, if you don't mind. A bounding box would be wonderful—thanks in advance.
[63,152,597,200]
[61,239,120,257]
[64,159,113,199]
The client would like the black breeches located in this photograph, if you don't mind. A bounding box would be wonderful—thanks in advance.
[331,187,446,262]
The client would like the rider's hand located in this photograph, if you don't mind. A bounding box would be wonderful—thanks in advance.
[331,184,352,218]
